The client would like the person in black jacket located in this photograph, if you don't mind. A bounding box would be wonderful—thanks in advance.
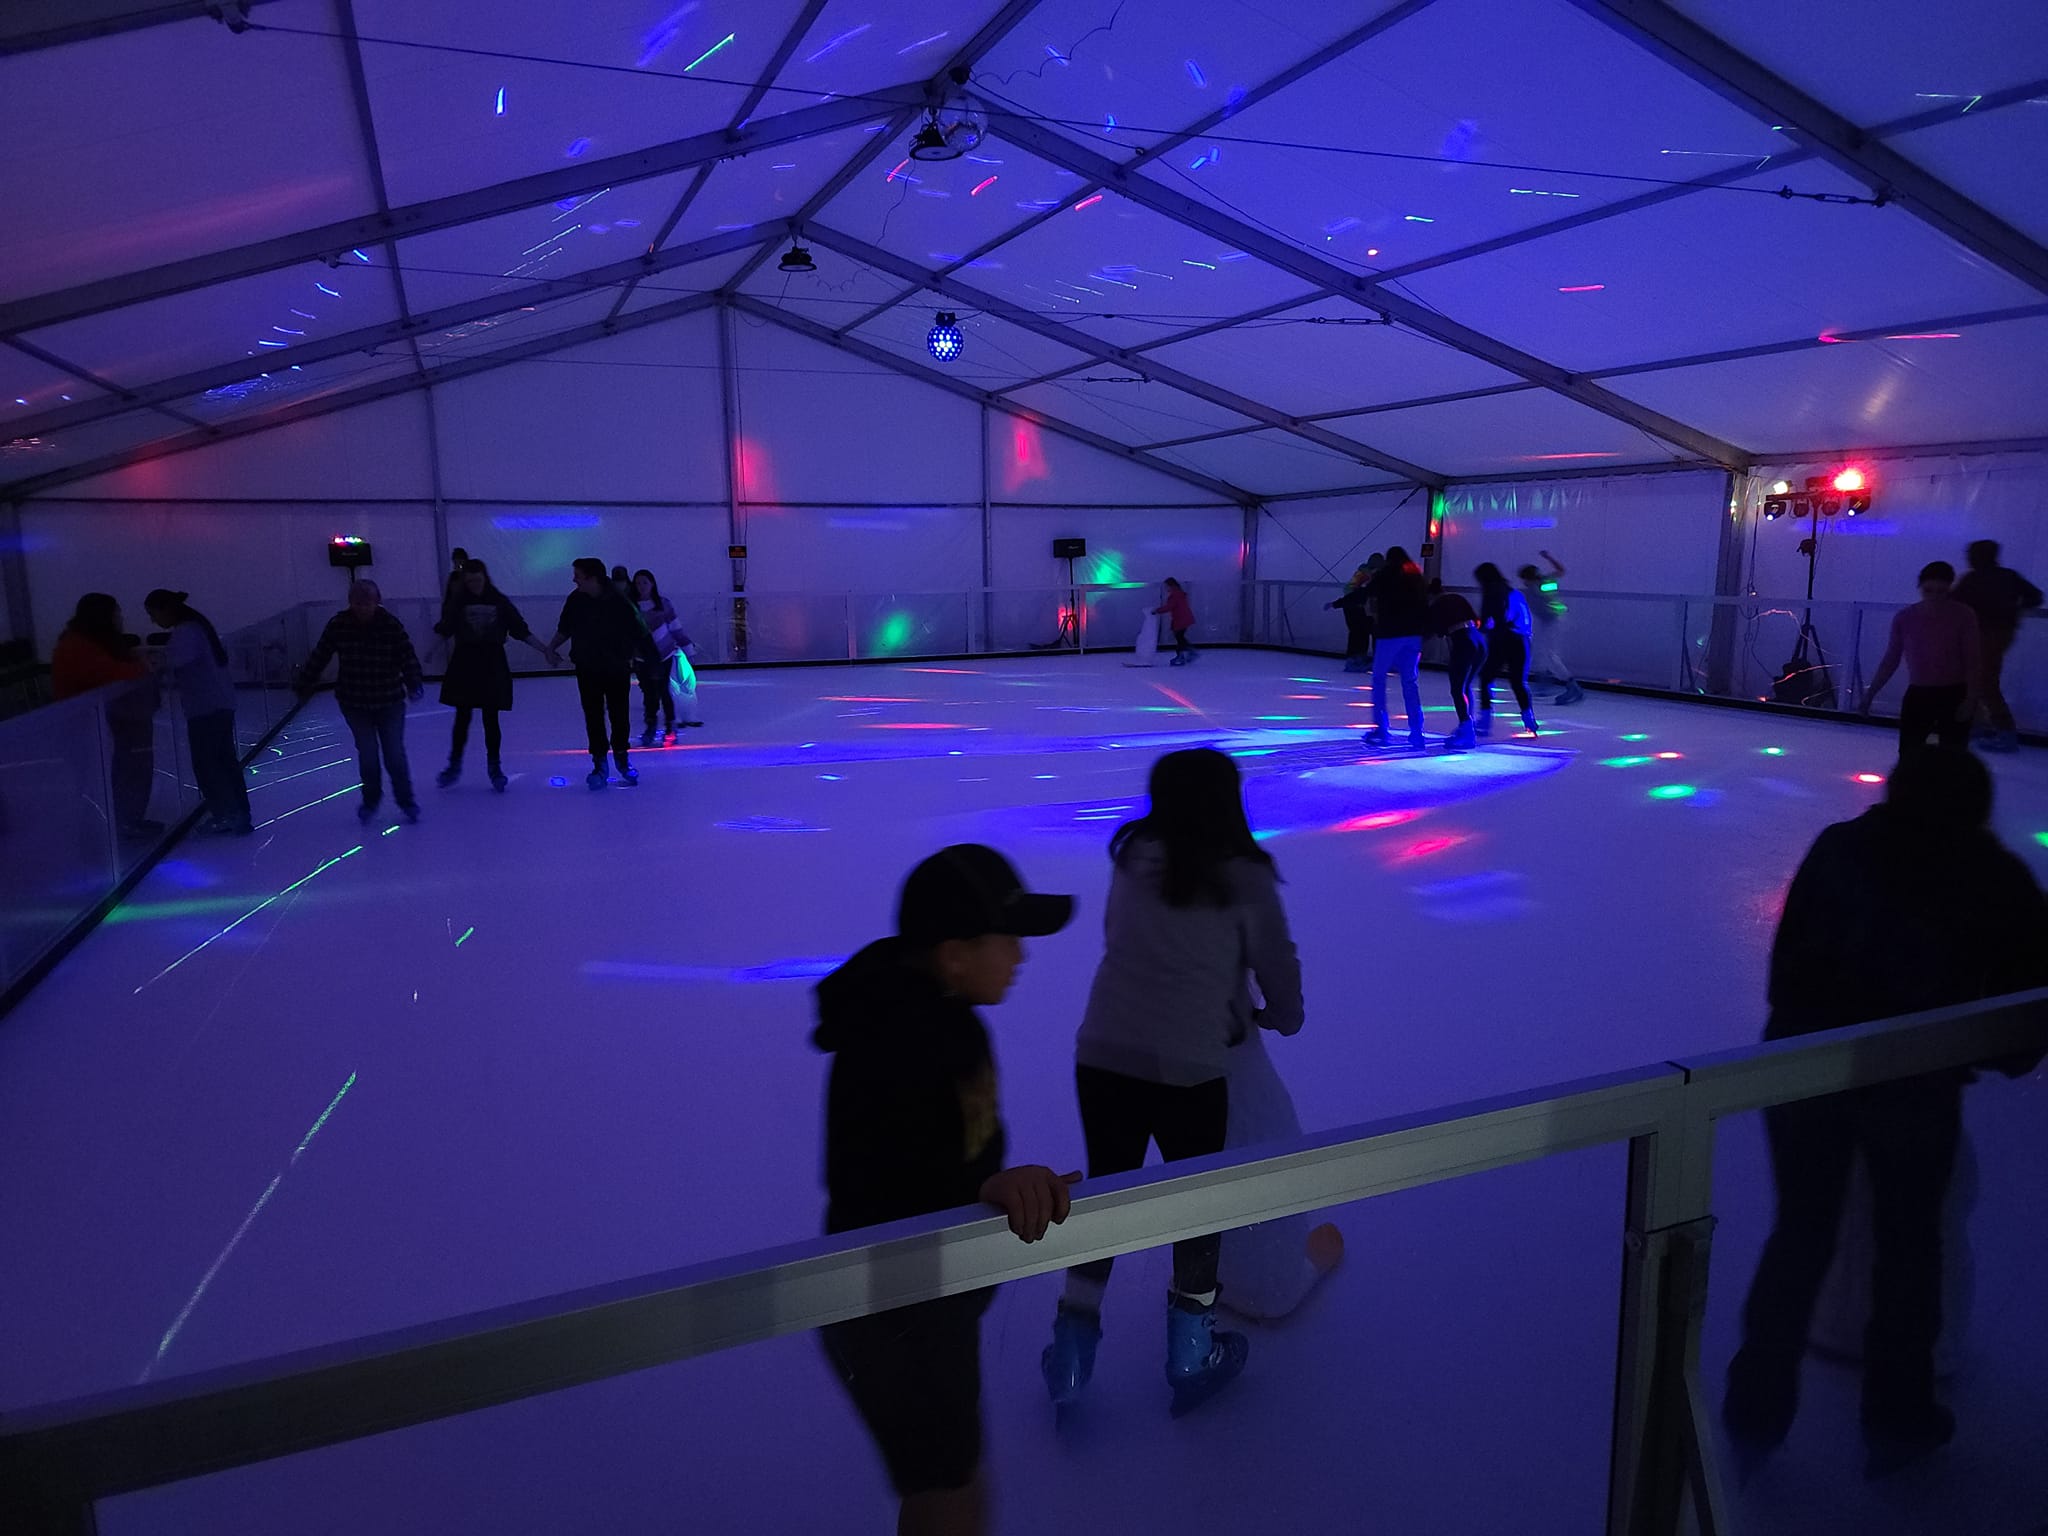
[1363,547,1429,750]
[1723,748,2048,1476]
[545,557,656,789]
[1326,554,1382,672]
[433,560,552,792]
[1426,579,1487,751]
[816,845,1078,1536]
[1952,539,2043,753]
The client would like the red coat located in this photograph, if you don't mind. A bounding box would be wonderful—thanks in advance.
[1155,590,1195,631]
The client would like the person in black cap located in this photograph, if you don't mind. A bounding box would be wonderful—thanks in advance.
[814,844,1078,1536]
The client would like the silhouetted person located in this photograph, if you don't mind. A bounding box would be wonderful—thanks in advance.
[434,560,549,792]
[1363,547,1428,749]
[298,579,425,824]
[443,547,471,608]
[546,558,656,789]
[53,593,160,837]
[1426,577,1486,751]
[1861,561,1981,756]
[1326,554,1382,673]
[144,589,252,835]
[1474,562,1539,737]
[1723,748,2048,1475]
[1952,539,2041,753]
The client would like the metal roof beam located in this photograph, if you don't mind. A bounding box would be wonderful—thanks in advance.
[0,0,284,54]
[977,107,1748,468]
[3,226,778,443]
[2,291,726,500]
[1567,0,2048,297]
[0,88,921,338]
[729,295,1253,506]
[803,227,1442,485]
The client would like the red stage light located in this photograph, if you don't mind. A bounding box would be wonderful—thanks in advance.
[1832,467,1867,493]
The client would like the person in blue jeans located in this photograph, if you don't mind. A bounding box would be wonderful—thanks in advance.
[1362,547,1429,749]
[297,580,425,824]
[144,589,252,835]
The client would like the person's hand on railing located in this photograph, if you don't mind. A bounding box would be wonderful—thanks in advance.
[979,1165,1081,1243]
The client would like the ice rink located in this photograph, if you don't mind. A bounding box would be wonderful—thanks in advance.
[5,651,2045,1534]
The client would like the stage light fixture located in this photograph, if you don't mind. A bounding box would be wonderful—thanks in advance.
[927,312,964,362]
[1762,497,1788,521]
[777,239,816,273]
[1831,467,1867,493]
[909,110,965,162]
[1768,479,1791,496]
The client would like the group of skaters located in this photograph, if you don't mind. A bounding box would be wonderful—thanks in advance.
[822,748,2047,1532]
[1326,546,1582,752]
[287,551,708,819]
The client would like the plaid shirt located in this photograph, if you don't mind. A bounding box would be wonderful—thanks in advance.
[303,607,423,710]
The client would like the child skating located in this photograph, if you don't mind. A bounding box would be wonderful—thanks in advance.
[1155,578,1198,666]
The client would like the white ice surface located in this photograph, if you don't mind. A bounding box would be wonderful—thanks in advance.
[3,653,2044,1533]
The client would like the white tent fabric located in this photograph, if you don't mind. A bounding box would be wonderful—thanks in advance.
[2,0,2045,503]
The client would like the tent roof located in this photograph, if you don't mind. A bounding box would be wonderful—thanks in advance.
[4,0,2046,501]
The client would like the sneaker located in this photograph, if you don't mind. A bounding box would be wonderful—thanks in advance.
[616,764,640,787]
[640,728,657,748]
[586,769,608,790]
[400,803,421,824]
[436,765,461,788]
[489,768,509,792]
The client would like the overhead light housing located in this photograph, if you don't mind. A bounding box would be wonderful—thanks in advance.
[777,241,816,273]
[909,120,960,161]
[927,312,964,362]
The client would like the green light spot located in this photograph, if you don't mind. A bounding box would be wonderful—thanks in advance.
[1648,784,1697,801]
[455,926,475,947]
[1600,756,1653,768]
[872,611,915,653]
[1257,715,1306,721]
[2035,832,2048,849]
[1761,746,1786,756]
[381,824,400,836]
[1620,733,1649,742]
[1540,581,1559,592]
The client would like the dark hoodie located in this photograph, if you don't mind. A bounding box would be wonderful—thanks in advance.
[814,938,1007,1235]
[1766,805,2048,1053]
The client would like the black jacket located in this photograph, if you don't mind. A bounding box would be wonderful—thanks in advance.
[555,589,655,674]
[814,939,1006,1235]
[1365,563,1429,639]
[1766,807,2048,1071]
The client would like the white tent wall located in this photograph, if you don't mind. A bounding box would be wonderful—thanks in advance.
[1437,470,1731,690]
[1742,449,2048,726]
[1252,489,1433,654]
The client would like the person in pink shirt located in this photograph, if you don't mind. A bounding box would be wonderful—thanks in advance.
[1860,562,1981,756]
[1154,578,1198,667]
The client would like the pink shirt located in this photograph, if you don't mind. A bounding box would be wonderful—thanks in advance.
[1880,598,1980,689]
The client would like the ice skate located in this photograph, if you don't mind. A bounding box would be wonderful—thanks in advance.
[1041,1302,1102,1423]
[586,768,608,790]
[1166,1293,1247,1418]
[1521,709,1540,735]
[1443,721,1478,751]
[488,765,509,792]
[436,764,461,788]
[1474,711,1493,736]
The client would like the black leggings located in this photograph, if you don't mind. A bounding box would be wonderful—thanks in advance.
[1479,631,1534,715]
[1447,629,1486,723]
[1899,684,1969,756]
[449,706,502,766]
[637,659,675,730]
[1070,1065,1228,1296]
[576,669,633,767]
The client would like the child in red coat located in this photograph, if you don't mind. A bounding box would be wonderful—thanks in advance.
[1155,579,1198,666]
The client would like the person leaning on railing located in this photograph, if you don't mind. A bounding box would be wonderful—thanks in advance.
[1722,746,2048,1478]
[144,589,252,836]
[52,593,162,839]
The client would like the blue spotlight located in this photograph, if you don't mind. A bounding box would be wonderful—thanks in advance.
[926,312,964,362]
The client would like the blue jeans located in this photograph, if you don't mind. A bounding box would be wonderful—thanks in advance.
[342,703,415,810]
[1373,634,1424,739]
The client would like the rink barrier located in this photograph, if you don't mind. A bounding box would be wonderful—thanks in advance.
[2,987,2043,1536]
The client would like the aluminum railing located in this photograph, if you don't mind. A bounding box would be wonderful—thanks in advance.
[3,988,2041,1536]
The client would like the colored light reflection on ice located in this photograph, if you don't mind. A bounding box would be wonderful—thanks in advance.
[1854,772,1885,785]
[1648,784,1697,800]
[1620,733,1649,742]
[1334,809,1420,832]
[1398,834,1467,859]
[1761,746,1786,756]
[2035,832,2048,849]
[1600,756,1652,768]
[1655,751,1682,760]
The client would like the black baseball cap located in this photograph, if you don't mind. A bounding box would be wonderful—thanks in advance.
[896,845,1074,943]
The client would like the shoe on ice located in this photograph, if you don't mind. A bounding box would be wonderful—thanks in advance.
[1474,712,1493,736]
[1361,728,1393,748]
[640,728,657,748]
[586,768,608,790]
[1165,1292,1247,1418]
[1555,682,1586,706]
[1521,710,1540,735]
[489,768,509,792]
[436,765,460,788]
[1444,722,1478,751]
[1042,1303,1103,1417]
[616,764,640,787]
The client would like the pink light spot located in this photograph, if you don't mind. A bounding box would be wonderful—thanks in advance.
[886,159,911,183]
[1558,284,1605,293]
[1285,694,1320,700]
[1073,193,1104,211]
[1655,751,1682,760]
[1816,331,1847,344]
[970,176,998,196]
[905,668,980,674]
[1397,834,1467,860]
[1333,810,1420,833]
[1854,772,1885,785]
[1524,452,1621,461]
[1883,332,1960,340]
[868,723,965,731]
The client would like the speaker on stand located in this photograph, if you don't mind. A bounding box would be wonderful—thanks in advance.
[1035,537,1086,649]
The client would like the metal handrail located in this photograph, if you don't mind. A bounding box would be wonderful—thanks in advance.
[3,988,2043,1534]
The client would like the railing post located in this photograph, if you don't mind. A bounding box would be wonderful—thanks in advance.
[1847,606,1866,705]
[1608,1109,1733,1536]
[844,593,856,661]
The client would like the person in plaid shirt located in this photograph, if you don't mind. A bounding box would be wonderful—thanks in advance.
[298,579,426,824]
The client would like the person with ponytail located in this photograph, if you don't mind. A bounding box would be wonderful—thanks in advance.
[143,589,251,835]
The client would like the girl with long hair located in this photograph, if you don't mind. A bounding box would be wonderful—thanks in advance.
[143,589,251,835]
[434,559,549,791]
[1474,563,1540,737]
[1363,547,1428,749]
[632,568,685,744]
[1042,747,1306,1420]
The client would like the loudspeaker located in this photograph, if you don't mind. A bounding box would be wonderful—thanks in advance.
[1052,537,1086,559]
